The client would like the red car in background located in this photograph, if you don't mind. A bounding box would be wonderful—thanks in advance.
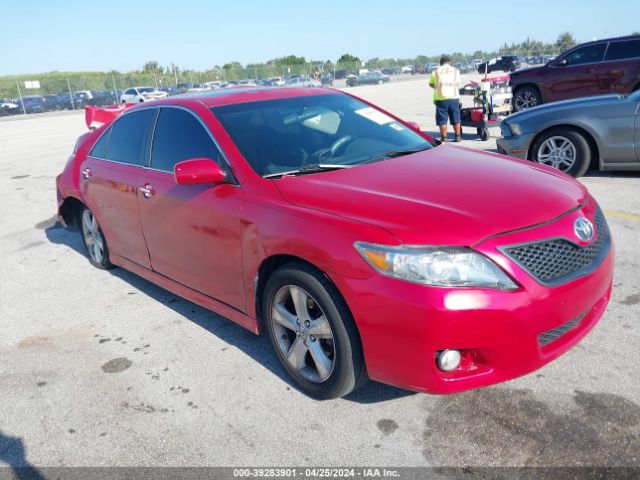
[511,35,640,111]
[56,88,613,399]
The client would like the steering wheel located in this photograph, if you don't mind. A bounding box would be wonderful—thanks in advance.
[313,135,354,164]
[329,135,353,157]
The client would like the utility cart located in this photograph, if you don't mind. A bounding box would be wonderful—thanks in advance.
[459,75,512,141]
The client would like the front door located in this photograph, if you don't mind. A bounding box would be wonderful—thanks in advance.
[546,43,607,102]
[80,108,156,268]
[137,106,245,311]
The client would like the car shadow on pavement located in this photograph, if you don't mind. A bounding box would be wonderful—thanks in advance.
[44,221,414,403]
[0,431,46,479]
[583,170,640,178]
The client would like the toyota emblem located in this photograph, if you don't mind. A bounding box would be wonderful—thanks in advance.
[574,217,595,242]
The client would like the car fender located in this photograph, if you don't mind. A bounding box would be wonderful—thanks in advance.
[238,179,400,319]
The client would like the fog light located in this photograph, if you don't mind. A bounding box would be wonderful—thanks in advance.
[436,349,461,372]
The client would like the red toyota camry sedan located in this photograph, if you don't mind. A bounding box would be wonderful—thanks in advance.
[56,87,613,399]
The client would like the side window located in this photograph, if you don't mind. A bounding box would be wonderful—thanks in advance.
[151,108,221,172]
[605,39,640,61]
[107,109,156,165]
[562,43,607,66]
[89,126,111,158]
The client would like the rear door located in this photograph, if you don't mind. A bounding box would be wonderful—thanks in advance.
[547,43,607,101]
[80,108,156,268]
[137,106,245,310]
[602,38,640,94]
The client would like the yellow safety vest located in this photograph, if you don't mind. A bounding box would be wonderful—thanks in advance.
[429,65,460,102]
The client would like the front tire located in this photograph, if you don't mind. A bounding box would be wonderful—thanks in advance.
[80,207,113,269]
[513,86,542,111]
[530,127,591,177]
[263,262,366,399]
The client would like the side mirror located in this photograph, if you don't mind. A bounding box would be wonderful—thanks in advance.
[407,121,421,131]
[174,158,227,185]
[554,58,567,67]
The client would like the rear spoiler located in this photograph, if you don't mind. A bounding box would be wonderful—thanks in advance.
[85,103,135,130]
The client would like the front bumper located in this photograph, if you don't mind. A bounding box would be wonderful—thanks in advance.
[333,201,613,394]
[496,131,536,159]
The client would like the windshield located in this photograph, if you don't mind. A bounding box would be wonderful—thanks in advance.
[138,87,155,93]
[211,94,432,177]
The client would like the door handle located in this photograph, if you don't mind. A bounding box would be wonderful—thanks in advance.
[81,167,92,179]
[139,184,155,198]
[586,68,595,73]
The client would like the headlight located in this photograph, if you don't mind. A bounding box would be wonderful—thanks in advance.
[354,242,518,290]
[508,123,522,136]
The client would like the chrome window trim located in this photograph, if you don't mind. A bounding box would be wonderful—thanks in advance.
[85,155,145,168]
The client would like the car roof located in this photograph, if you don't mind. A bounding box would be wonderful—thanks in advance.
[573,35,640,47]
[144,86,341,108]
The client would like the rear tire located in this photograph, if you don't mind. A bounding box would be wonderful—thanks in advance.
[263,262,367,399]
[530,127,591,177]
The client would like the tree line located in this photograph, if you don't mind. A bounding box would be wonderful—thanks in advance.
[2,32,638,98]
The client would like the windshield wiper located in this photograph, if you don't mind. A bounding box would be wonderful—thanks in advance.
[263,164,351,179]
[383,145,431,158]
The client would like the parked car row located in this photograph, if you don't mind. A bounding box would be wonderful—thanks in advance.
[1,76,330,115]
[510,35,640,111]
[0,90,127,115]
[494,35,640,178]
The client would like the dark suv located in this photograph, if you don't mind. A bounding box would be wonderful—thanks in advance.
[477,56,520,74]
[510,36,640,111]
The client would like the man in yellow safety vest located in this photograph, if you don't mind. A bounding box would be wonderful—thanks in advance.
[429,56,462,143]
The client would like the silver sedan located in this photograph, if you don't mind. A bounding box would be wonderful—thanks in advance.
[497,90,640,177]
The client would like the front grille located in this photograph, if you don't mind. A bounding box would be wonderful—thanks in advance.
[539,311,587,346]
[502,207,610,286]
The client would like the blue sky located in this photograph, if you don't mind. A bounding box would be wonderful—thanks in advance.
[1,0,638,75]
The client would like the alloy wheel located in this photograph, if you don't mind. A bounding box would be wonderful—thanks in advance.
[536,136,577,171]
[81,209,105,264]
[515,90,539,110]
[270,285,335,383]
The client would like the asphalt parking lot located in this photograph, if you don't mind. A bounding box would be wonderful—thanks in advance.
[1,77,639,469]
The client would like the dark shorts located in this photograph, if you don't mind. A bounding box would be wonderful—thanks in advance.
[435,99,461,126]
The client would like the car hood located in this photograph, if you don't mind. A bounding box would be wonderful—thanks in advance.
[274,146,587,245]
[509,94,623,122]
